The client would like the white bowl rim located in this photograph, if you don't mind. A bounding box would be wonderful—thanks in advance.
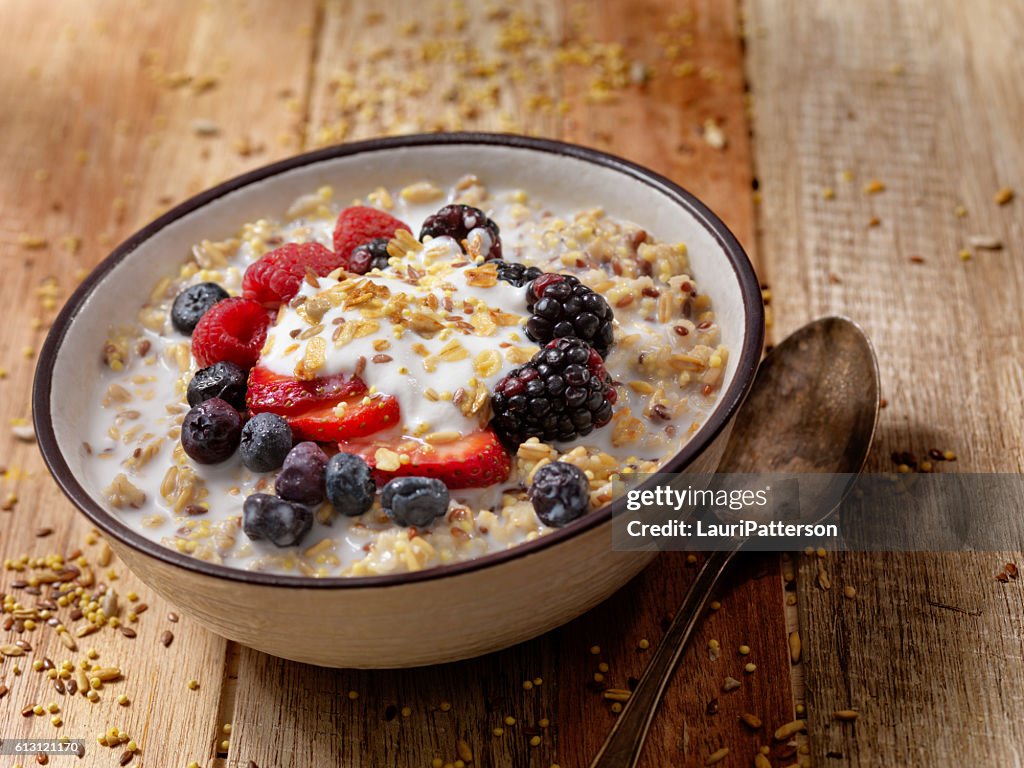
[33,132,764,590]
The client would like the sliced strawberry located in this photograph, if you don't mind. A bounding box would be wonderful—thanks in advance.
[246,366,399,442]
[341,428,511,490]
[246,366,367,417]
[289,393,400,442]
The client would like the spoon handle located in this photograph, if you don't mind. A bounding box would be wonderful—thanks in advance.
[588,546,739,768]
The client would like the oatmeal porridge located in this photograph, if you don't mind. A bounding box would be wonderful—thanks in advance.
[89,175,728,577]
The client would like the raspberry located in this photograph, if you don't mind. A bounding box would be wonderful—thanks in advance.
[419,204,502,260]
[490,337,617,446]
[191,297,270,370]
[242,242,340,309]
[525,273,615,357]
[332,207,411,266]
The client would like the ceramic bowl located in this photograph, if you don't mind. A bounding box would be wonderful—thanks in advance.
[33,133,763,668]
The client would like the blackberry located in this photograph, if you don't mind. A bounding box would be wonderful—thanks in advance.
[525,273,615,357]
[528,461,590,527]
[348,237,391,274]
[419,204,502,260]
[187,361,248,410]
[490,337,617,446]
[171,282,229,335]
[492,260,542,288]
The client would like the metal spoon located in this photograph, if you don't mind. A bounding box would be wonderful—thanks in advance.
[589,316,880,768]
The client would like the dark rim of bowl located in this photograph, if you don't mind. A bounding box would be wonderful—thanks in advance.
[33,132,764,590]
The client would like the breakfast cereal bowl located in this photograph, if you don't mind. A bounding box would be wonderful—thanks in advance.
[34,133,763,667]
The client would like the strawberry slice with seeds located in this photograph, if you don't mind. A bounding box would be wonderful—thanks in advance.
[247,366,399,442]
[340,428,511,489]
[247,366,367,416]
[288,393,400,442]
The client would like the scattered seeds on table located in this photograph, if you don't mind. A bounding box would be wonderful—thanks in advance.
[968,235,1002,250]
[705,747,729,765]
[740,712,763,730]
[774,719,807,740]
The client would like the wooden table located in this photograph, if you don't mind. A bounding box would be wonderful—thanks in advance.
[1,1,1021,766]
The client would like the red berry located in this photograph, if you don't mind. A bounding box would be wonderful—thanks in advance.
[247,366,399,442]
[191,297,269,370]
[242,242,341,309]
[342,428,511,490]
[332,207,411,267]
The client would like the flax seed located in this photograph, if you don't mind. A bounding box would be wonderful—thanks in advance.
[160,630,174,647]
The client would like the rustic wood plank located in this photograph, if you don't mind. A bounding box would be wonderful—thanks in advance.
[0,1,316,766]
[230,2,790,768]
[746,0,1024,763]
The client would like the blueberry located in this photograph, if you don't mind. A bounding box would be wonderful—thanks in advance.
[180,397,242,464]
[242,493,313,547]
[274,441,328,505]
[528,461,590,527]
[239,413,293,473]
[171,282,229,335]
[381,477,449,528]
[325,453,375,516]
[187,361,248,410]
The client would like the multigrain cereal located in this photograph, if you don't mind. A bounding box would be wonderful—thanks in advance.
[89,177,728,576]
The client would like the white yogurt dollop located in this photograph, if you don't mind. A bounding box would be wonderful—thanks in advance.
[260,236,537,437]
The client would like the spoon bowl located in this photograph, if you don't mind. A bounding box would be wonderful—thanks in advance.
[590,316,880,768]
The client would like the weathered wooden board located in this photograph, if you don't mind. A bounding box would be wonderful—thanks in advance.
[0,1,317,766]
[746,0,1024,764]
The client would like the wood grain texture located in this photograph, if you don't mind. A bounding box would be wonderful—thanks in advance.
[746,0,1024,763]
[229,1,789,767]
[0,0,788,766]
[0,1,317,766]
